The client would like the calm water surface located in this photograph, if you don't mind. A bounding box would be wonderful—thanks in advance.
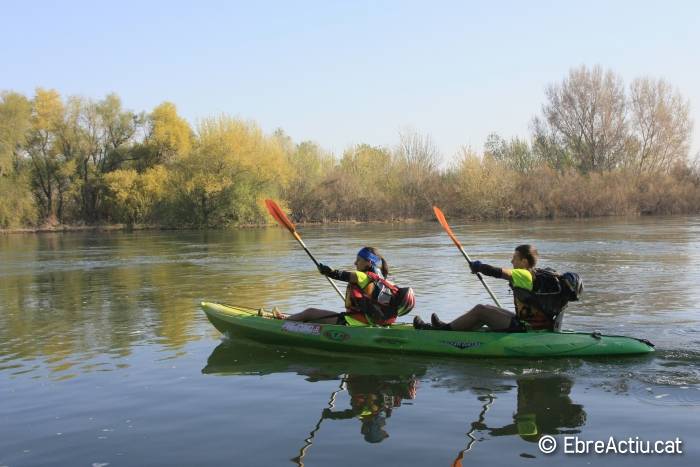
[1,217,699,466]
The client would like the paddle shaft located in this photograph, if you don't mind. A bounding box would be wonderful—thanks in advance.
[452,393,495,466]
[294,378,346,467]
[432,206,503,308]
[264,199,345,302]
[290,231,345,301]
[457,246,503,309]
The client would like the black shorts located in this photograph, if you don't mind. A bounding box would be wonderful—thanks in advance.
[335,312,348,326]
[505,316,527,333]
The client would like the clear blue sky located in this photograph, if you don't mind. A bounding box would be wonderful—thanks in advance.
[2,0,698,158]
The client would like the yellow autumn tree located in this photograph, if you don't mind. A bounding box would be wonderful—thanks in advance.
[0,91,36,227]
[26,88,69,224]
[104,165,168,226]
[148,102,192,164]
[168,115,289,227]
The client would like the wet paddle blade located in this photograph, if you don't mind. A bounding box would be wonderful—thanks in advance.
[433,206,462,248]
[265,199,296,233]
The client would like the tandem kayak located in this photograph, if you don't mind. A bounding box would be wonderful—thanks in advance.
[201,302,654,358]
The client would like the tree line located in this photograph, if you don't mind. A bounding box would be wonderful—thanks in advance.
[0,65,697,229]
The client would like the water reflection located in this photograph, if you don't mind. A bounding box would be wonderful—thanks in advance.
[2,220,700,466]
[3,219,700,380]
[320,373,419,444]
[204,339,592,465]
[204,340,427,463]
[291,373,421,465]
[486,376,586,439]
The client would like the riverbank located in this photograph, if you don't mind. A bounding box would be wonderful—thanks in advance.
[0,218,430,234]
[1,212,688,235]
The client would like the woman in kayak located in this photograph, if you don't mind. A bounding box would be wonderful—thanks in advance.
[273,247,399,326]
[414,244,550,332]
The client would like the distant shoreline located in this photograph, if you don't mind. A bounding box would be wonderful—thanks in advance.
[0,218,426,234]
[0,213,685,235]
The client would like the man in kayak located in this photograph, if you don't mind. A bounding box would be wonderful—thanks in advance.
[273,247,409,326]
[414,244,553,332]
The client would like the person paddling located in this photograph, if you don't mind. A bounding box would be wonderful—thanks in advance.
[274,247,413,326]
[414,244,577,332]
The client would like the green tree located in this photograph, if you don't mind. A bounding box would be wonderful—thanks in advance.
[531,123,573,171]
[0,91,37,227]
[0,92,32,176]
[75,94,141,221]
[25,88,69,224]
[103,165,168,226]
[284,140,335,221]
[0,171,37,228]
[167,116,288,227]
[332,143,392,220]
[484,133,536,172]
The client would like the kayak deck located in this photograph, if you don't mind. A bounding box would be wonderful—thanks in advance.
[201,302,654,358]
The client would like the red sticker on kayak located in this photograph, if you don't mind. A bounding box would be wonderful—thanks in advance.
[281,322,322,336]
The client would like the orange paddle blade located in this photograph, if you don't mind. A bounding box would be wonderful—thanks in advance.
[432,206,462,248]
[265,199,296,233]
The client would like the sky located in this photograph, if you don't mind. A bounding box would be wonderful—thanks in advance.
[2,0,698,159]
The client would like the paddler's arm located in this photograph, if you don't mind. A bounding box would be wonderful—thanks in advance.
[318,263,360,284]
[470,262,533,289]
[470,260,508,280]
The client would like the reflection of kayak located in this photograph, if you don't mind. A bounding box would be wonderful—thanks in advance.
[202,339,428,378]
[201,302,654,358]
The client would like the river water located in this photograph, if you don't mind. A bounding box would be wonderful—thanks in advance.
[1,217,699,466]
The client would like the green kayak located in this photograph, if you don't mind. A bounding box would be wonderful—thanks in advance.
[201,302,654,358]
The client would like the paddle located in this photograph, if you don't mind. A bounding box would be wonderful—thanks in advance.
[293,377,346,466]
[452,393,495,466]
[432,206,503,308]
[264,199,345,301]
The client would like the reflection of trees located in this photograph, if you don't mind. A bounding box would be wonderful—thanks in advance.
[0,227,349,379]
[2,224,396,372]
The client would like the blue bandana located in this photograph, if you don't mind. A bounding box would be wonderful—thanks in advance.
[357,247,380,265]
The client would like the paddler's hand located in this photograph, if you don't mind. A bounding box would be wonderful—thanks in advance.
[469,260,482,274]
[318,264,350,282]
[469,261,503,279]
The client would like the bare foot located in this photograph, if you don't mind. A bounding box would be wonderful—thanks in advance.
[272,308,286,320]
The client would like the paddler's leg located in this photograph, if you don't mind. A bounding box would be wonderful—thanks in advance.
[441,304,514,331]
[275,307,341,324]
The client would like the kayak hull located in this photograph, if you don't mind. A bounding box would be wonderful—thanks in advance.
[201,302,654,358]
